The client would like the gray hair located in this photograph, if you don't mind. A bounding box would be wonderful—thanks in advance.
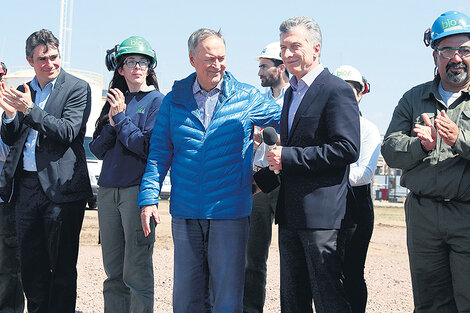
[279,16,322,49]
[188,28,225,54]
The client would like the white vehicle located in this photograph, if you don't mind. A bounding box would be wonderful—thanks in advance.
[84,136,102,209]
[160,172,171,200]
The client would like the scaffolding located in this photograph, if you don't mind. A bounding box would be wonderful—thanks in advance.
[59,0,74,69]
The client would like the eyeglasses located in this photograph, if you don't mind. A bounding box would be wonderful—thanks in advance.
[124,59,150,69]
[436,46,470,59]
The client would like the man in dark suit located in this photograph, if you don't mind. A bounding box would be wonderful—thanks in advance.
[266,17,360,313]
[0,29,92,313]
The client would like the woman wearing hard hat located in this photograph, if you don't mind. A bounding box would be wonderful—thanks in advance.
[90,36,164,313]
[334,65,381,313]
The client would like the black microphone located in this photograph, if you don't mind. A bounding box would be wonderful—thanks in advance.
[262,127,280,174]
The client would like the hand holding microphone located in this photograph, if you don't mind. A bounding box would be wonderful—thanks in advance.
[263,127,282,174]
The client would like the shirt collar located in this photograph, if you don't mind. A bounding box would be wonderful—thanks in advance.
[193,78,223,95]
[140,85,156,93]
[289,64,324,91]
[31,76,57,92]
[266,84,289,101]
[426,75,470,101]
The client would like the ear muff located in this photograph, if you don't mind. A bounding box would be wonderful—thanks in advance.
[0,62,7,79]
[423,28,432,47]
[362,77,370,95]
[105,44,120,72]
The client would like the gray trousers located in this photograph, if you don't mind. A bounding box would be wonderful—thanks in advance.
[244,187,279,313]
[98,186,156,313]
[406,194,470,313]
[0,202,24,313]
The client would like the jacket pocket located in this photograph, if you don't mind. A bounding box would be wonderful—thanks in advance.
[459,110,470,131]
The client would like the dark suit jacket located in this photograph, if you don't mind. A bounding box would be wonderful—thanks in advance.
[275,68,360,229]
[0,69,92,203]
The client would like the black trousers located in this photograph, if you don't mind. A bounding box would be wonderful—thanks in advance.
[15,172,85,313]
[343,184,374,313]
[279,226,351,313]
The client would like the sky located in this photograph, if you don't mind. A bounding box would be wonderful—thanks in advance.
[1,0,469,134]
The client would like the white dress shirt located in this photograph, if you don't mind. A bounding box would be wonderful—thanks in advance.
[349,116,381,186]
[253,85,289,168]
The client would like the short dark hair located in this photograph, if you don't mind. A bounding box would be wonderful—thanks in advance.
[25,29,59,59]
[272,59,283,67]
[346,80,363,95]
[271,59,290,78]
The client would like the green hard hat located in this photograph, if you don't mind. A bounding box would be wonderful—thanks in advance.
[116,36,157,67]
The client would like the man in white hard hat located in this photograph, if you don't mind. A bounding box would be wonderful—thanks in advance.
[244,42,289,313]
[333,65,381,313]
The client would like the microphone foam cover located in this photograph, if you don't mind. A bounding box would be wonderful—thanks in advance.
[263,127,278,146]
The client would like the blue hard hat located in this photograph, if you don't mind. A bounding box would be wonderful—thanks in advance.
[424,11,470,48]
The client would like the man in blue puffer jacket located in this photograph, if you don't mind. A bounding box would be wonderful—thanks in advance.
[138,28,281,313]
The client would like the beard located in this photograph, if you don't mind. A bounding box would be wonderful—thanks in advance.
[446,62,469,84]
[260,73,280,88]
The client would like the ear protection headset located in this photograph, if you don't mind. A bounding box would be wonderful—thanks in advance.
[0,62,7,79]
[423,28,432,47]
[362,76,370,95]
[105,44,120,72]
[105,36,157,72]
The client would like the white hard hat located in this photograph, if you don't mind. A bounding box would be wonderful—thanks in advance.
[333,65,364,88]
[255,42,282,61]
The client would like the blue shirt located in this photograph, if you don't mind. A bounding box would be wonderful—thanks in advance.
[24,77,56,170]
[3,77,56,171]
[192,79,223,128]
[288,64,324,133]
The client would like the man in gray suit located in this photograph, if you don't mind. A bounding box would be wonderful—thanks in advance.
[0,29,92,313]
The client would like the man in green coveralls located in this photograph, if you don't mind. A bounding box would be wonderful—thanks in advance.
[382,10,470,313]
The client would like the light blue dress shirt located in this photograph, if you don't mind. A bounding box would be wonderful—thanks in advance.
[24,77,56,171]
[288,64,324,133]
[3,77,56,171]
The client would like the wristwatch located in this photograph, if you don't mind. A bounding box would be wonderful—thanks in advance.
[24,104,33,116]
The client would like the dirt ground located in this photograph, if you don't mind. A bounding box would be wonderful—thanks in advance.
[75,201,413,313]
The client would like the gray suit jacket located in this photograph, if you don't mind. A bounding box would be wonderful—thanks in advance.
[0,69,92,203]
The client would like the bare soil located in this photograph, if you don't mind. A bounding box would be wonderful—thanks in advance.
[75,202,413,313]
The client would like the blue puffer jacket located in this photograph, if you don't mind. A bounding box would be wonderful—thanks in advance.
[138,71,281,219]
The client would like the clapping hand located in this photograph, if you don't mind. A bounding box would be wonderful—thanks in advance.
[107,88,126,126]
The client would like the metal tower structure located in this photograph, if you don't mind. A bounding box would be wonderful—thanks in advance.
[59,0,74,69]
